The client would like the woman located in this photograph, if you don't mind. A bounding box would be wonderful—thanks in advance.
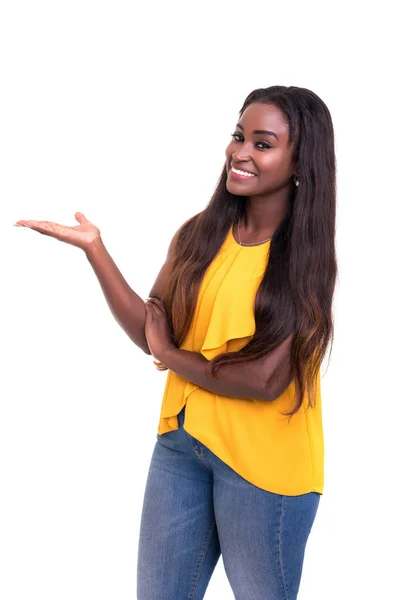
[15,85,337,599]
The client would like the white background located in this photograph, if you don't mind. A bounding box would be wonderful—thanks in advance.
[1,1,399,598]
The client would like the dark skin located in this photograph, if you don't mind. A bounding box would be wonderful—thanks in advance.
[144,102,297,401]
[227,102,297,241]
[15,103,297,401]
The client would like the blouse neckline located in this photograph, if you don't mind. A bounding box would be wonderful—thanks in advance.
[228,224,271,249]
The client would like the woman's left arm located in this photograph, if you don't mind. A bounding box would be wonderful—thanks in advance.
[162,335,293,402]
[144,296,293,402]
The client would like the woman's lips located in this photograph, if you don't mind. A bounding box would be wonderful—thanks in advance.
[229,168,258,181]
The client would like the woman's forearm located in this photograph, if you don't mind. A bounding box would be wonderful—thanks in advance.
[85,237,151,354]
[160,348,267,399]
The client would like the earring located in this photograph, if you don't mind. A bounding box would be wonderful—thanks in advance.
[294,175,300,187]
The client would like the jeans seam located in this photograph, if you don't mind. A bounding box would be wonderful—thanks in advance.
[198,446,212,471]
[278,496,289,599]
[188,522,216,600]
[184,431,213,472]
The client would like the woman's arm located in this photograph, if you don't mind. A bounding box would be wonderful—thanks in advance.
[85,226,182,355]
[161,333,294,401]
[15,212,182,355]
[85,238,151,354]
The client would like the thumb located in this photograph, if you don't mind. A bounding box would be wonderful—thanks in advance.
[75,211,89,224]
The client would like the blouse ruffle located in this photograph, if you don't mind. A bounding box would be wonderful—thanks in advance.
[159,233,270,431]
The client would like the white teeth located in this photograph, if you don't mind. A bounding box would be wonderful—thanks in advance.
[231,167,256,177]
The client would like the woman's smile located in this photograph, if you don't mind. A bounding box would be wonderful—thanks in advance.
[229,166,258,180]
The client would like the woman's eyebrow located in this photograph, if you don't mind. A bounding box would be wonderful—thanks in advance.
[236,123,279,140]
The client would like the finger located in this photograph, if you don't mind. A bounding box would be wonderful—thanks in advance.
[147,297,165,305]
[15,220,38,227]
[75,212,89,224]
[146,300,164,317]
[14,221,45,231]
[16,219,65,231]
[146,298,166,313]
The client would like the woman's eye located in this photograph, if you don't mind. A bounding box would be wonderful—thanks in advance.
[230,132,242,141]
[256,141,272,149]
[230,133,271,149]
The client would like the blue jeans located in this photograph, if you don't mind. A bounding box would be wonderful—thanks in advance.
[137,405,320,600]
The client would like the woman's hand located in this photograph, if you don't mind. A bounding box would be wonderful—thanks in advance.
[14,212,101,252]
[144,297,177,363]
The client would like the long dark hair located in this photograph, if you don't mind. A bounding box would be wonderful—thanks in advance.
[158,85,337,417]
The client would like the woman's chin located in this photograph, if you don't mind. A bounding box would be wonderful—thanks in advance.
[226,180,252,196]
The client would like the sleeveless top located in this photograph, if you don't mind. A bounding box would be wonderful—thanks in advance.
[157,224,324,496]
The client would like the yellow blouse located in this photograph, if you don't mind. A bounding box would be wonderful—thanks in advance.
[157,225,324,496]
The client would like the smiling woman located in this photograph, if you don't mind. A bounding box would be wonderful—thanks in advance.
[15,85,336,600]
[225,103,301,241]
[137,86,336,599]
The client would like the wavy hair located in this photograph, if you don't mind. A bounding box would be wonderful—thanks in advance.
[157,85,337,417]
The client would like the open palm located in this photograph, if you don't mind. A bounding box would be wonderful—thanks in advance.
[15,212,100,251]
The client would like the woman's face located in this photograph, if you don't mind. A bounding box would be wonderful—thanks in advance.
[225,102,296,196]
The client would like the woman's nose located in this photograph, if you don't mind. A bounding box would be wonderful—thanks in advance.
[232,142,253,161]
